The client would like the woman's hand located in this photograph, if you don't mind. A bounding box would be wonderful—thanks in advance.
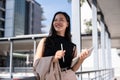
[72,49,90,71]
[53,50,65,62]
[79,49,90,61]
[72,48,92,71]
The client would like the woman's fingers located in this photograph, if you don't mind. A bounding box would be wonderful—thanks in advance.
[55,50,66,59]
[80,49,89,60]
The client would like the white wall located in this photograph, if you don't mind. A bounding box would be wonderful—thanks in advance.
[112,48,120,77]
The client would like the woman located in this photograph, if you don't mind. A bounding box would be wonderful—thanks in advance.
[34,11,90,80]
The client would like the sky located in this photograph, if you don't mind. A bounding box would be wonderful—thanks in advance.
[35,0,71,33]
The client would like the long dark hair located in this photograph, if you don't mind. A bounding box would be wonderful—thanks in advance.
[49,11,72,42]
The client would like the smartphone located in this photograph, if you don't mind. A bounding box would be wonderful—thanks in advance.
[88,47,94,56]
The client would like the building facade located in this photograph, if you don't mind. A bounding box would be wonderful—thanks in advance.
[25,0,44,34]
[0,0,44,37]
[0,0,5,37]
[0,0,45,70]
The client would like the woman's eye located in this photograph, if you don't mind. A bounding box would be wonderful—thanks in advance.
[54,19,65,22]
[54,19,57,21]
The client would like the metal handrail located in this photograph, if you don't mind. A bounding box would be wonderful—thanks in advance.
[76,68,114,80]
[0,67,114,80]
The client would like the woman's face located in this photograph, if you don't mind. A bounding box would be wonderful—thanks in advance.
[53,14,68,35]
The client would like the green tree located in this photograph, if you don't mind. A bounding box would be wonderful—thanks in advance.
[84,19,92,34]
[80,0,85,6]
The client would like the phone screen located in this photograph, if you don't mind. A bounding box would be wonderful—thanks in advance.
[88,47,94,54]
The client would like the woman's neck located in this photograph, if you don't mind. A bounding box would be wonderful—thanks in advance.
[57,32,65,37]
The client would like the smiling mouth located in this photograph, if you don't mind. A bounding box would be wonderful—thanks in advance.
[55,25,62,28]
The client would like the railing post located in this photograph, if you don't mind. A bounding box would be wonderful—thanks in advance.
[88,73,90,80]
[9,39,13,79]
[32,37,37,62]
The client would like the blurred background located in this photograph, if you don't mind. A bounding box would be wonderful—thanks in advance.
[0,0,120,80]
